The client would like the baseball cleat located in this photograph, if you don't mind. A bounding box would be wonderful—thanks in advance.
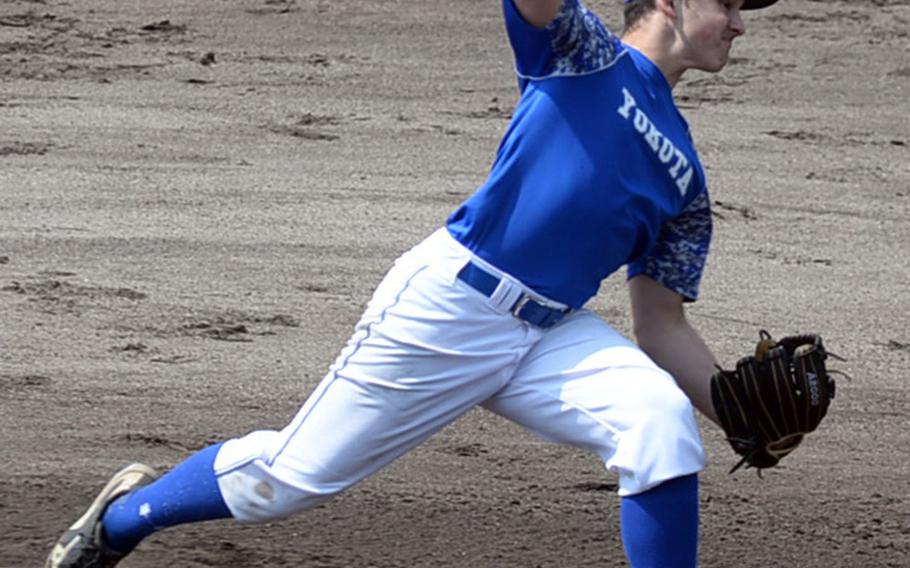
[46,463,159,568]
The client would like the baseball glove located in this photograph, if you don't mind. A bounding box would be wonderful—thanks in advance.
[710,331,836,473]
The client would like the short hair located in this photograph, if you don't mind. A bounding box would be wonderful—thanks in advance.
[623,0,658,32]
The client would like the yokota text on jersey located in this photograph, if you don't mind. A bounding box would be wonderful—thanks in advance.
[446,0,712,308]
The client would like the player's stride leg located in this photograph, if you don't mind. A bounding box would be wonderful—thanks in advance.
[47,229,546,566]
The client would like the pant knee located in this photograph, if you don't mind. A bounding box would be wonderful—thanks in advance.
[607,373,705,496]
[216,462,343,522]
[213,430,351,523]
[642,380,697,429]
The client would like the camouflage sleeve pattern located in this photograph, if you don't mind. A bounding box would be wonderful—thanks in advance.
[505,0,622,81]
[627,191,713,302]
[540,0,622,78]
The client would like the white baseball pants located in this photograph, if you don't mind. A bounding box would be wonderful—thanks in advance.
[214,229,705,522]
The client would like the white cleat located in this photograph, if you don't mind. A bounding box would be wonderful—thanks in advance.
[46,463,159,568]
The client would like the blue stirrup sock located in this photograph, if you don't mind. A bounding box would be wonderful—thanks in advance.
[620,473,699,568]
[101,443,232,554]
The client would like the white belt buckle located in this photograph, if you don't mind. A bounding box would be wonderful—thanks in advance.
[510,294,532,318]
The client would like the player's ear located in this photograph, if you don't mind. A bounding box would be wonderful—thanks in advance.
[655,0,679,20]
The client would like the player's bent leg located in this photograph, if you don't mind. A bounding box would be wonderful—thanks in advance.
[484,310,703,566]
[620,473,699,568]
[484,309,705,496]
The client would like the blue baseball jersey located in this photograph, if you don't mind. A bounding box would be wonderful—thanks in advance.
[446,0,712,309]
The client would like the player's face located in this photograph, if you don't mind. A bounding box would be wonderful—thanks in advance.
[677,0,747,73]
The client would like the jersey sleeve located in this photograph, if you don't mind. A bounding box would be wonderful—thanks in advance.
[626,191,713,302]
[503,0,621,82]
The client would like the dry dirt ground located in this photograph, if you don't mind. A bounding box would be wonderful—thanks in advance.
[2,0,909,566]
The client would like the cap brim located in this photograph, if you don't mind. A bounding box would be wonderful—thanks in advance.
[742,0,779,10]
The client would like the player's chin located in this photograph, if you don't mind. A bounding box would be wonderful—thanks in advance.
[697,53,730,73]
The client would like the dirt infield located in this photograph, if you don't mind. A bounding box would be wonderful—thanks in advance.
[2,0,909,566]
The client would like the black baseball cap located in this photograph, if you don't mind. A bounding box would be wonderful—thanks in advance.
[742,0,778,9]
[624,0,779,9]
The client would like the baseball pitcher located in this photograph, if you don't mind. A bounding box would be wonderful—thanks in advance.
[47,1,836,567]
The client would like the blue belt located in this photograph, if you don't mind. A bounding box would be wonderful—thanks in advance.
[457,261,570,329]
